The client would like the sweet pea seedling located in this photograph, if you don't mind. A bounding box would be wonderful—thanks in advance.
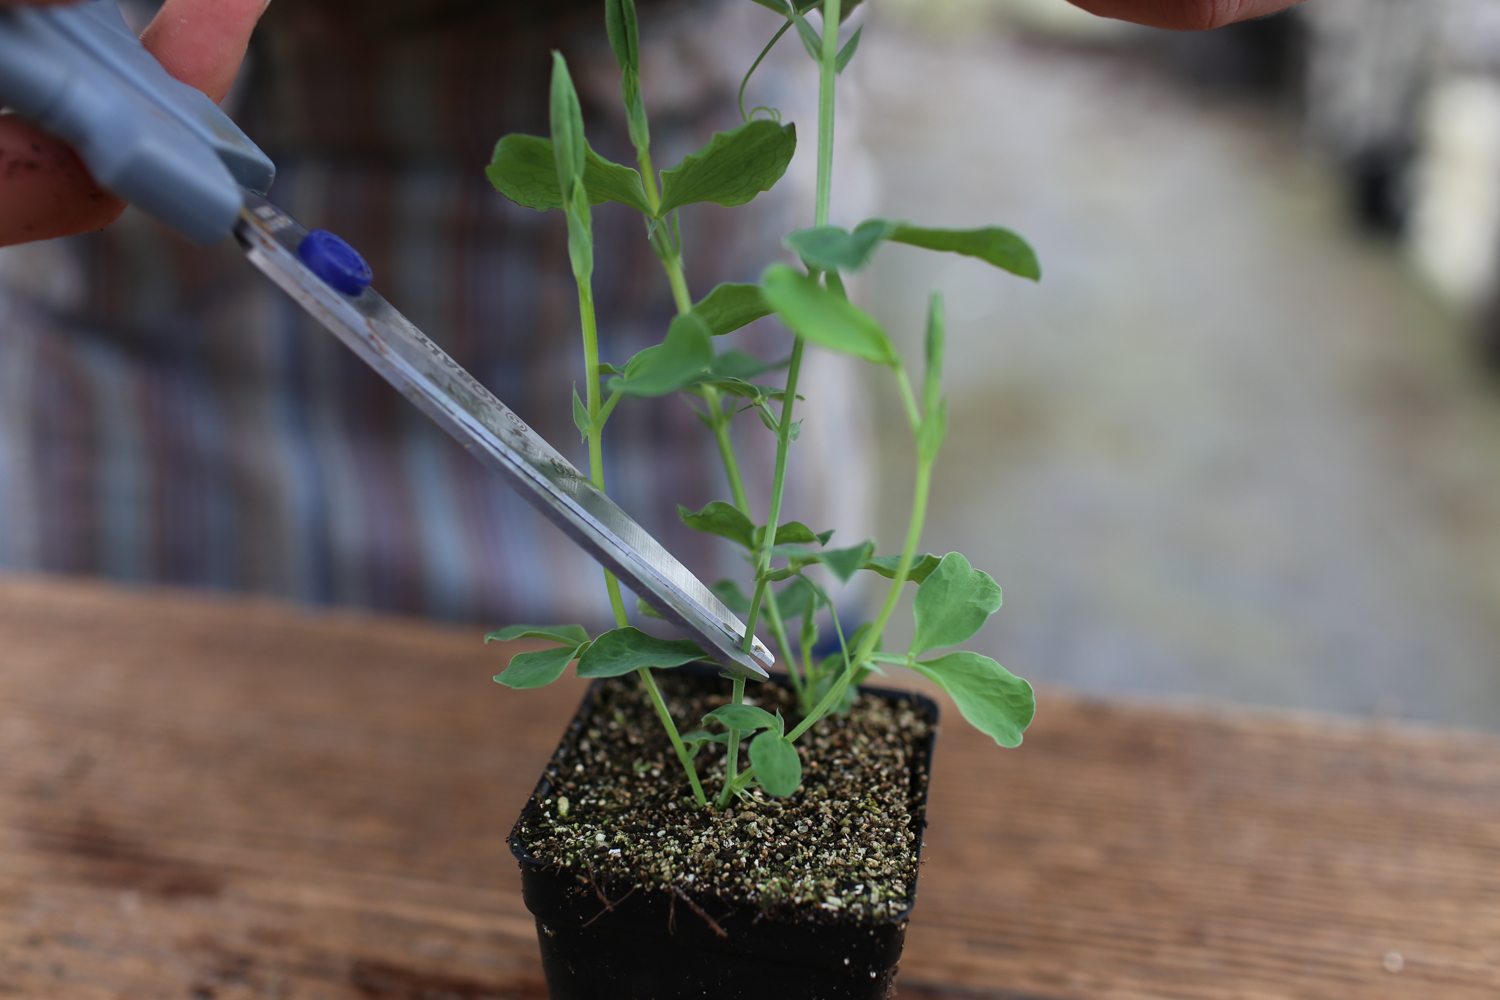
[486,0,1038,809]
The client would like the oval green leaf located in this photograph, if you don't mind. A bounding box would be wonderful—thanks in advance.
[749,731,803,797]
[911,552,1002,654]
[691,282,773,336]
[760,264,899,368]
[549,53,586,193]
[484,624,590,647]
[704,704,781,734]
[911,651,1034,748]
[862,553,942,584]
[576,627,706,678]
[784,220,895,272]
[659,120,797,215]
[678,501,755,549]
[820,541,876,583]
[609,313,714,397]
[888,222,1040,280]
[495,644,584,690]
[486,135,651,215]
[783,219,1040,280]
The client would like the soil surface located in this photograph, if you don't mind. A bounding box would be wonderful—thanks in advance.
[513,672,935,924]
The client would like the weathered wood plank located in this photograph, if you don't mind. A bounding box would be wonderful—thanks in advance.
[1,576,1497,998]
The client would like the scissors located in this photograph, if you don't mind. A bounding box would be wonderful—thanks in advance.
[0,0,774,680]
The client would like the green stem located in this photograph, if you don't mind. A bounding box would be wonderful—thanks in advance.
[896,369,922,433]
[703,386,750,509]
[704,386,804,699]
[789,446,932,743]
[716,675,747,808]
[579,282,705,807]
[740,337,805,647]
[741,0,843,675]
[815,0,842,229]
[579,287,631,627]
[644,155,803,700]
[639,666,708,806]
[665,256,694,315]
[637,147,663,214]
[726,766,758,798]
[633,94,798,809]
[738,20,793,122]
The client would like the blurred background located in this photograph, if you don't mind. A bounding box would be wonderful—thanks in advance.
[854,0,1500,728]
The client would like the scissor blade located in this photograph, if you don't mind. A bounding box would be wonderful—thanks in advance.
[233,192,773,680]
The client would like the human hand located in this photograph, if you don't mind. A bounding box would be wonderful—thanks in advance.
[0,0,269,246]
[1065,0,1304,30]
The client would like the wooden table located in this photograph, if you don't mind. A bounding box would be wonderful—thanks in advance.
[1,577,1497,999]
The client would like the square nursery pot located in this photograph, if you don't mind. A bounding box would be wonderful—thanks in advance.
[508,669,940,1000]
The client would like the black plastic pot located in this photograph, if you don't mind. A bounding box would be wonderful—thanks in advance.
[508,672,940,1000]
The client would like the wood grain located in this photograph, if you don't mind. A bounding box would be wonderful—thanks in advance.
[0,576,1497,998]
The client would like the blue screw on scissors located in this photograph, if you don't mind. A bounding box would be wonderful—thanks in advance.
[0,0,775,679]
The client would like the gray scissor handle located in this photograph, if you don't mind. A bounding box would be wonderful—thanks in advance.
[0,0,273,244]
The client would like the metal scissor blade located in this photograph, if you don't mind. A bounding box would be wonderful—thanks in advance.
[233,192,773,681]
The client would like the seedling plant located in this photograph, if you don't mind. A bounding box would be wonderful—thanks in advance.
[485,0,1037,811]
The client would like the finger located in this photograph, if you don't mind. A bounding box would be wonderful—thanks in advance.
[1066,0,1304,31]
[0,0,268,246]
[141,0,270,103]
[0,118,125,243]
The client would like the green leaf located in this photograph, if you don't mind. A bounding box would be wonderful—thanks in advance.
[658,120,797,215]
[754,520,830,547]
[809,659,866,715]
[678,501,755,549]
[682,729,732,747]
[863,553,943,584]
[923,291,945,412]
[791,13,821,61]
[748,0,828,14]
[710,350,787,382]
[605,0,640,74]
[785,220,893,272]
[486,135,651,215]
[911,651,1034,748]
[609,313,714,397]
[605,0,649,155]
[564,181,593,282]
[549,53,586,194]
[917,396,948,464]
[911,552,1002,655]
[484,624,590,647]
[622,67,651,157]
[760,264,899,368]
[821,541,875,583]
[775,575,818,620]
[572,385,590,442]
[704,704,781,734]
[749,731,803,797]
[635,596,664,620]
[691,283,772,336]
[495,643,585,690]
[576,627,706,678]
[711,578,752,614]
[782,219,1040,279]
[887,223,1040,280]
[835,25,863,72]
